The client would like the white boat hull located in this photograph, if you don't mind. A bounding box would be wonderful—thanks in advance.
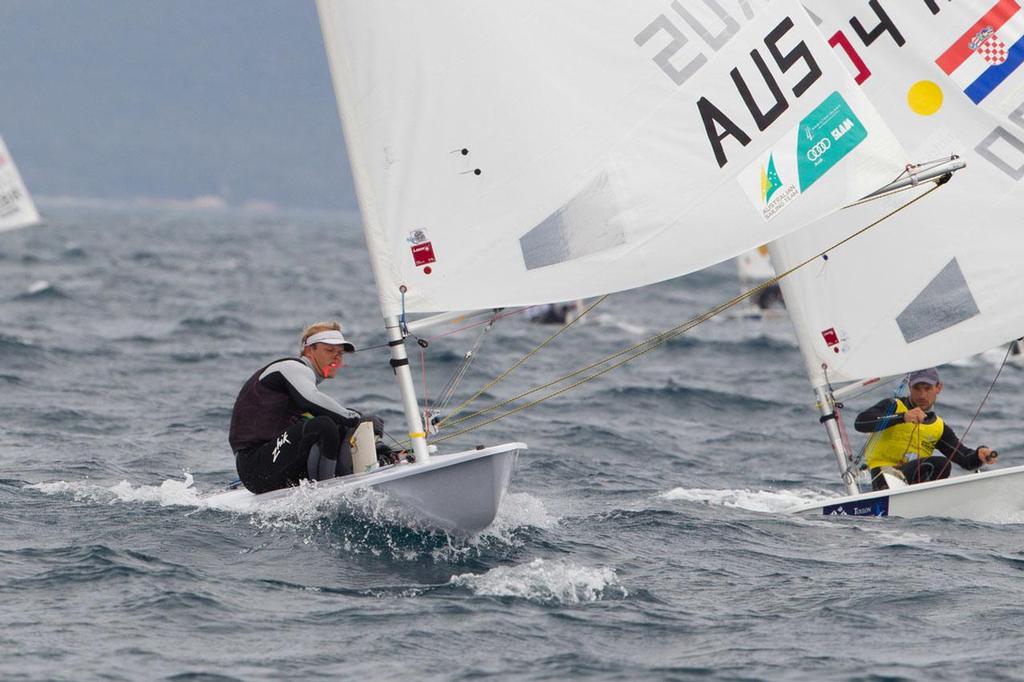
[788,464,1024,522]
[207,442,524,535]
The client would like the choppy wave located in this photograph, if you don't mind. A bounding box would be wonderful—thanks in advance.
[600,381,781,412]
[26,474,206,507]
[175,315,254,337]
[7,205,1024,680]
[660,486,829,513]
[449,557,626,605]
[0,334,42,360]
[0,544,197,589]
[62,244,88,259]
[14,280,69,300]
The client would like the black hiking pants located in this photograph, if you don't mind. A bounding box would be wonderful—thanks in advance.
[235,416,352,494]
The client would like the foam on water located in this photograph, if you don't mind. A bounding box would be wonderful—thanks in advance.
[235,487,560,563]
[26,474,559,563]
[27,280,51,295]
[449,557,626,605]
[861,527,934,546]
[26,473,205,507]
[593,313,646,336]
[489,492,558,533]
[661,486,829,513]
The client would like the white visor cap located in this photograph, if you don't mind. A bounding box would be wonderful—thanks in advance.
[304,329,355,352]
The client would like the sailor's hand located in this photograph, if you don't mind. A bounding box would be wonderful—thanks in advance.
[978,447,998,465]
[364,414,385,437]
[904,407,927,424]
[376,442,399,465]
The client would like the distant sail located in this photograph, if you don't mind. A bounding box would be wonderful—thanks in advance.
[772,1,1024,385]
[317,0,904,316]
[0,136,41,232]
[737,245,776,285]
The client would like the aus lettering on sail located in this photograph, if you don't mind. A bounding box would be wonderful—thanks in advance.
[634,0,899,224]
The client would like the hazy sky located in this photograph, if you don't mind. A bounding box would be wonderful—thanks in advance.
[0,1,356,210]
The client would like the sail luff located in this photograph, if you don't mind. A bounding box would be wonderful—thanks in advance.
[316,0,430,462]
[315,0,403,320]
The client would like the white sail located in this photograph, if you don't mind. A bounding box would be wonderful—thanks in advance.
[317,0,903,317]
[772,1,1024,387]
[0,136,40,232]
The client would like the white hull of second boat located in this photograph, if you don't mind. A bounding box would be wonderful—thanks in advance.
[788,464,1024,522]
[207,442,524,535]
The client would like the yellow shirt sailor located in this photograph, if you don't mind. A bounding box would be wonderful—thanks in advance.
[853,368,998,491]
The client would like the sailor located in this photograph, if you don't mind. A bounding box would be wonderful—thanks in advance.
[228,321,392,494]
[753,283,785,310]
[854,367,999,491]
[524,302,576,325]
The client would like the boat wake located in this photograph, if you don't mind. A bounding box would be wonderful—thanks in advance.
[24,474,558,562]
[25,474,205,507]
[449,557,626,605]
[660,486,829,513]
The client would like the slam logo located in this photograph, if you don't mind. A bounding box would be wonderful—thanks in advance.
[739,91,866,223]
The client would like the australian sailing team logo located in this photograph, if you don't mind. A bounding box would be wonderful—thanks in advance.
[740,91,867,223]
[760,154,783,203]
[755,152,798,220]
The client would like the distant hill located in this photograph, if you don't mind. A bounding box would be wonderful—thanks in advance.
[0,0,356,210]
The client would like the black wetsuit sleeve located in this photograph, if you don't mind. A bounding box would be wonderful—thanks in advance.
[260,360,362,429]
[854,398,906,433]
[934,423,984,469]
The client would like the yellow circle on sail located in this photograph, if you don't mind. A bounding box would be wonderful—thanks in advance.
[907,80,943,116]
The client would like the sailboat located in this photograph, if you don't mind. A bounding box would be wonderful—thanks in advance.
[773,2,1024,520]
[211,0,912,534]
[1010,340,1024,366]
[735,245,785,317]
[0,135,41,232]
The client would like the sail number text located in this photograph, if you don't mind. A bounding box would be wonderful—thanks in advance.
[635,4,822,168]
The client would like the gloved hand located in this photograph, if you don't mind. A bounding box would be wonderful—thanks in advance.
[362,414,385,437]
[376,442,399,466]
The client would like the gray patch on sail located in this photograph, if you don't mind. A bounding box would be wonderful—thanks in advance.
[896,258,980,343]
[519,171,626,270]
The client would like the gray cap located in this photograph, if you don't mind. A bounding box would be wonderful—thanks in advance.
[908,367,940,386]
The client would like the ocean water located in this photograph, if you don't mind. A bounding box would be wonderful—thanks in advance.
[2,204,1023,681]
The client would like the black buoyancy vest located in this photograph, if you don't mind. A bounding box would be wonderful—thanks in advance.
[228,358,304,452]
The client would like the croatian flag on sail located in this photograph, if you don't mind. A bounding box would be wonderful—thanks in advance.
[936,0,1024,104]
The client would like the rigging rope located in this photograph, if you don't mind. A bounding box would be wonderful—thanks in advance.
[432,295,608,431]
[940,341,1014,466]
[428,179,948,445]
[431,312,498,419]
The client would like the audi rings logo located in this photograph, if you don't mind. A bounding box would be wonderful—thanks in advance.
[806,138,831,162]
